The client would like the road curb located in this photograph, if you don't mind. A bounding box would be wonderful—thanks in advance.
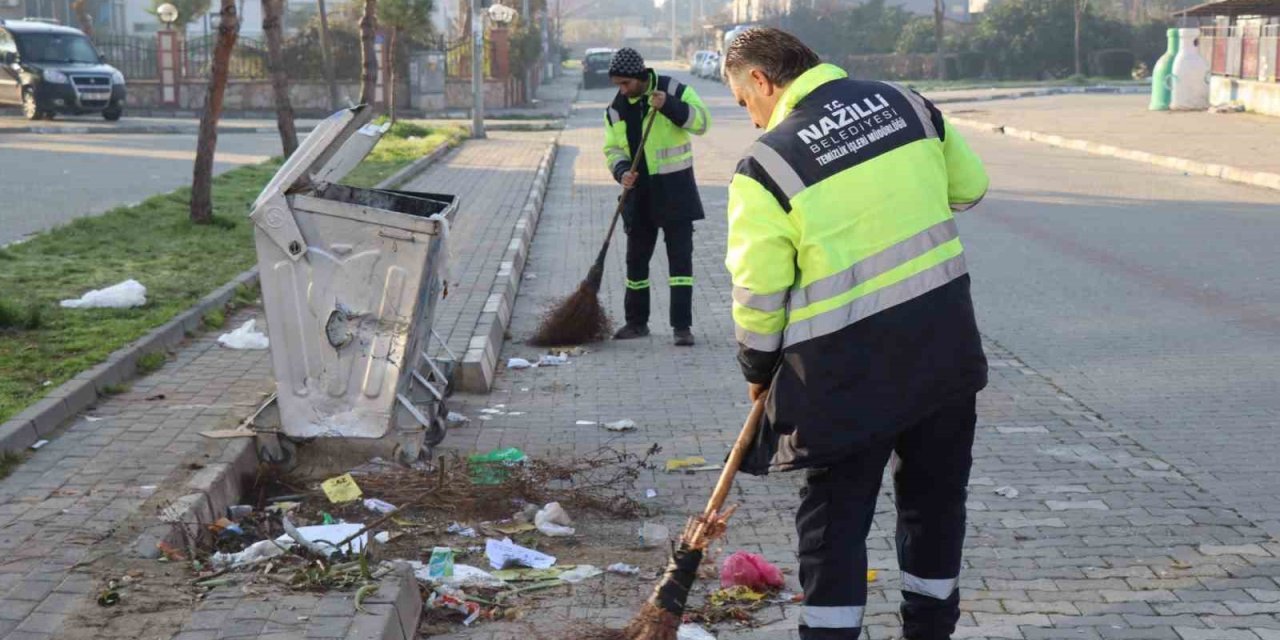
[947,115,1280,193]
[927,84,1147,105]
[0,141,455,457]
[0,125,319,135]
[456,141,560,393]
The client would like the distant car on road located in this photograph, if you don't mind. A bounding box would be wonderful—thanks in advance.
[698,51,721,82]
[582,47,615,90]
[690,50,714,78]
[0,19,126,121]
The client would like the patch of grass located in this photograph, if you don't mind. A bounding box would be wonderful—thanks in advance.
[0,450,24,480]
[101,383,130,396]
[202,308,227,330]
[231,282,260,307]
[0,298,44,330]
[137,351,167,375]
[0,127,461,424]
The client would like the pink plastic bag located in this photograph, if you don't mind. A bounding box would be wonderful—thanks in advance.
[720,551,785,591]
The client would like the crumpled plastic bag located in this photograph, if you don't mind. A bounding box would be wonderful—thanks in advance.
[60,279,147,309]
[720,551,784,591]
[534,502,575,537]
[217,320,270,350]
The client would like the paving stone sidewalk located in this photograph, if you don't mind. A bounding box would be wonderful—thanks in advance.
[428,91,1280,640]
[940,93,1280,175]
[0,132,558,639]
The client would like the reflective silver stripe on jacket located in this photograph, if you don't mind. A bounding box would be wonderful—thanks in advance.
[655,156,694,174]
[733,285,788,313]
[746,141,806,200]
[789,219,959,310]
[684,103,709,134]
[783,253,967,348]
[802,605,865,629]
[885,83,939,140]
[735,323,782,352]
[657,142,693,159]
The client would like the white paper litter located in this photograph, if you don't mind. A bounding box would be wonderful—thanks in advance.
[637,522,670,548]
[678,623,717,640]
[994,486,1020,499]
[277,522,367,557]
[485,537,556,570]
[84,416,104,422]
[210,539,287,569]
[507,358,534,369]
[480,408,504,414]
[645,489,658,499]
[607,563,641,576]
[478,415,494,421]
[375,532,391,544]
[575,420,597,426]
[447,522,478,538]
[363,498,397,514]
[446,412,471,425]
[603,419,637,432]
[60,279,146,309]
[534,502,575,537]
[30,440,49,450]
[217,320,270,350]
[409,561,506,588]
[537,353,569,367]
[559,565,603,583]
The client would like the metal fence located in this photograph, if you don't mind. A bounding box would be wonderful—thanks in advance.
[95,34,157,80]
[1199,24,1279,83]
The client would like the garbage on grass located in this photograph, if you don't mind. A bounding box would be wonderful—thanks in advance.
[720,551,785,591]
[427,590,482,626]
[363,498,397,514]
[533,502,575,537]
[493,521,537,535]
[321,473,363,503]
[606,563,641,576]
[994,486,1019,499]
[217,320,270,350]
[559,565,603,584]
[427,546,455,579]
[446,522,478,538]
[603,419,637,432]
[60,279,147,309]
[210,539,287,569]
[485,537,556,570]
[468,447,528,485]
[276,521,368,557]
[411,561,507,588]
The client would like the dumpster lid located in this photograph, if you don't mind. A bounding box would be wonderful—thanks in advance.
[254,105,389,205]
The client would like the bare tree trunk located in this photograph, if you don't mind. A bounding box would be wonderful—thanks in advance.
[72,0,94,38]
[316,0,340,110]
[263,0,297,156]
[933,0,945,80]
[359,0,379,106]
[387,28,399,123]
[190,0,240,224]
[1074,0,1087,76]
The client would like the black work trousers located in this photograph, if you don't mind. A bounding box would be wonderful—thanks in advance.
[624,217,693,329]
[796,393,977,640]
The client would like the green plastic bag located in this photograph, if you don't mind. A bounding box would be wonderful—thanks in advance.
[467,447,528,485]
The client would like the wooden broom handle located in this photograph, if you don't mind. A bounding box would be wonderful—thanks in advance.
[701,396,767,519]
[601,107,660,242]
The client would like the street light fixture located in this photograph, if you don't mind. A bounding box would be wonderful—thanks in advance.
[156,2,179,27]
[472,1,518,139]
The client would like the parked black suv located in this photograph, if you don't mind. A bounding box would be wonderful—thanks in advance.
[0,19,126,121]
[582,47,614,90]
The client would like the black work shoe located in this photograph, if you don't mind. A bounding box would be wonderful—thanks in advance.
[613,324,650,340]
[674,329,695,346]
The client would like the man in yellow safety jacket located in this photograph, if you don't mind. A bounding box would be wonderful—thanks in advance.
[723,28,990,640]
[603,47,710,346]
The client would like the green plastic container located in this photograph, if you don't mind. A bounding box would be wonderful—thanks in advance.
[1150,28,1180,111]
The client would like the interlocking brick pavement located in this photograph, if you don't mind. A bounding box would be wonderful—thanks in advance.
[430,74,1280,640]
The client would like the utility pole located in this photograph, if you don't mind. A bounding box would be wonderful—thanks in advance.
[316,0,340,110]
[670,0,676,61]
[472,0,486,138]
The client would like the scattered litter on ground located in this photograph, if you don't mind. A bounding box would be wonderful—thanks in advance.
[447,411,471,426]
[210,539,287,569]
[30,440,48,450]
[427,589,482,625]
[321,473,363,503]
[490,567,566,582]
[1210,101,1246,113]
[665,456,708,472]
[493,522,537,535]
[478,415,494,421]
[468,447,529,485]
[84,416,104,422]
[559,565,603,583]
[603,419,637,432]
[278,521,368,557]
[363,498,397,514]
[524,273,538,280]
[427,546,455,579]
[217,319,270,350]
[227,504,253,519]
[677,624,717,640]
[645,489,658,499]
[60,278,146,309]
[721,551,784,591]
[447,522,478,538]
[486,537,557,570]
[994,486,1020,499]
[375,531,392,543]
[537,353,570,366]
[606,563,640,576]
[534,502,576,537]
[576,420,597,426]
[867,569,878,582]
[710,585,767,606]
[508,358,534,369]
[480,408,505,414]
[637,522,670,548]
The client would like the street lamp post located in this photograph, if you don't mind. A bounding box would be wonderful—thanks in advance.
[473,2,517,140]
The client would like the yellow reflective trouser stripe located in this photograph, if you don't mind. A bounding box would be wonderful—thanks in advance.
[669,276,693,286]
[626,279,651,290]
[783,249,967,348]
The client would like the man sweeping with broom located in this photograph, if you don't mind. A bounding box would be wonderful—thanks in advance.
[719,28,990,640]
[603,48,710,346]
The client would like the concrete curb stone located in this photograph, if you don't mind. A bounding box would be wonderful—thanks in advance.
[927,84,1147,105]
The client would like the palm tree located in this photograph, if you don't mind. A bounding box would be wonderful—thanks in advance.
[190,0,240,224]
[378,0,432,122]
[262,0,298,156]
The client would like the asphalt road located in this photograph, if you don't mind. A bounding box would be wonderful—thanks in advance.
[665,69,1280,538]
[0,131,282,245]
